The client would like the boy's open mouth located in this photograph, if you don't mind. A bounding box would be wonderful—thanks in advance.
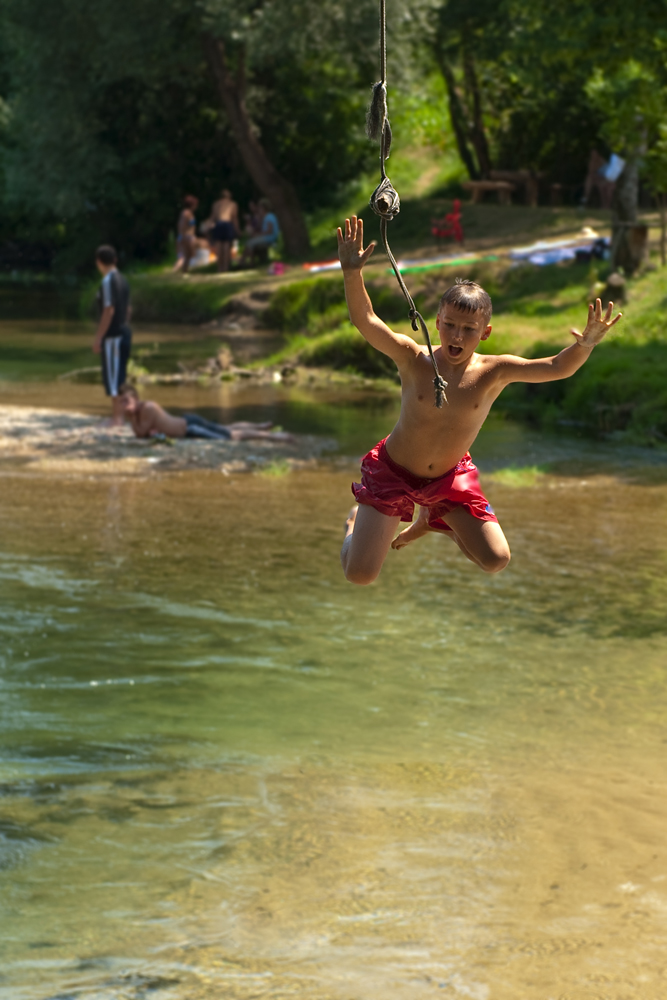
[447,345,463,358]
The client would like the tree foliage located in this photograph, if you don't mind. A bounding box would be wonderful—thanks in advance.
[2,0,667,268]
[0,0,384,266]
[431,0,667,193]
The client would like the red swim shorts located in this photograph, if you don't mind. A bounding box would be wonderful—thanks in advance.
[351,437,498,533]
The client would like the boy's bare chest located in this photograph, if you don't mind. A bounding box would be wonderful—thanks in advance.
[403,361,492,421]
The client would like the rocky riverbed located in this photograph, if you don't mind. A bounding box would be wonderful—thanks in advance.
[0,405,337,477]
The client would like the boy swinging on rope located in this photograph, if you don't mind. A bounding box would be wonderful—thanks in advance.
[338,215,622,585]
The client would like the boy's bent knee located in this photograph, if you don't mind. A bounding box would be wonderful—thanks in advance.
[480,550,510,574]
[343,563,380,586]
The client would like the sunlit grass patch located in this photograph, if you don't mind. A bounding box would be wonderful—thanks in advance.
[257,459,292,478]
[489,464,549,487]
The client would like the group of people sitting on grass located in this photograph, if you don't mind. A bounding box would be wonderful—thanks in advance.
[175,190,280,274]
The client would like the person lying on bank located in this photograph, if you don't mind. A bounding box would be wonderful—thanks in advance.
[118,384,294,442]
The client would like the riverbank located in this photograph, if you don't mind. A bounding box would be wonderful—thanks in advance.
[8,202,667,444]
[0,405,336,477]
[129,238,667,444]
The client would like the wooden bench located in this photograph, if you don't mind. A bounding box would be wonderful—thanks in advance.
[461,180,516,205]
[489,170,542,208]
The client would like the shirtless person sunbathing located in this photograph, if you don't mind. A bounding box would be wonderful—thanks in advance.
[118,384,294,442]
[337,215,622,585]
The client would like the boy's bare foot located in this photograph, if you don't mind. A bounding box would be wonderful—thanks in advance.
[391,505,432,550]
[344,505,358,538]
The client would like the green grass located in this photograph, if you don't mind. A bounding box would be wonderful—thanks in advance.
[488,465,549,487]
[483,262,667,442]
[130,273,253,323]
[501,338,667,442]
[260,323,400,381]
[256,459,292,478]
[264,254,667,443]
[80,271,258,324]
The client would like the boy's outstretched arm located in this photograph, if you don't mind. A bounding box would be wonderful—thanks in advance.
[337,216,420,366]
[497,299,622,385]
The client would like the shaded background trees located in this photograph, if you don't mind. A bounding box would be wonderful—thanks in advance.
[0,0,380,265]
[1,0,666,270]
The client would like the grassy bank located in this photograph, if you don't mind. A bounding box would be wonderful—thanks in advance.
[259,254,667,443]
[114,272,255,324]
[73,198,667,444]
[92,202,613,325]
[485,261,667,443]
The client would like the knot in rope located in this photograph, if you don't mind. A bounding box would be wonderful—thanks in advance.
[432,374,449,409]
[370,176,400,220]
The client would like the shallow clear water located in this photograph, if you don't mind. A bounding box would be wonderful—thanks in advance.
[2,316,667,1000]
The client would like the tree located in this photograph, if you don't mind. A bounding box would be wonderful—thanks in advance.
[587,61,666,272]
[0,0,379,267]
[645,123,667,266]
[431,0,506,179]
[201,32,311,256]
[430,0,667,201]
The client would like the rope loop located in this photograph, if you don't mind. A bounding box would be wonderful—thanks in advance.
[366,81,388,143]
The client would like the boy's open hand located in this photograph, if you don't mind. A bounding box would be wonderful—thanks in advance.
[572,298,622,348]
[337,216,375,271]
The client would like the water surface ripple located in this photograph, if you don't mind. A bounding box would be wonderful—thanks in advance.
[1,367,667,998]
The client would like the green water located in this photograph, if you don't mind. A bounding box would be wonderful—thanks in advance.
[2,316,667,1000]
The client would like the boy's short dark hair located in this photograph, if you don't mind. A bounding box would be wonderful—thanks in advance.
[439,278,492,321]
[95,244,117,265]
[118,382,138,398]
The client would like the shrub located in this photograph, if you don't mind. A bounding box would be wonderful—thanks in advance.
[294,323,399,379]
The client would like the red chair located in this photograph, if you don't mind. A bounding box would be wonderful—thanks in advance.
[431,199,464,244]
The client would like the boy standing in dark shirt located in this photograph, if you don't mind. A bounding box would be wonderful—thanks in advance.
[92,245,132,425]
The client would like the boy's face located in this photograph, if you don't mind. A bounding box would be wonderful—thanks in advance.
[436,303,492,364]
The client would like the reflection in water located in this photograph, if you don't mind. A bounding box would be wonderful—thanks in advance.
[1,454,667,1000]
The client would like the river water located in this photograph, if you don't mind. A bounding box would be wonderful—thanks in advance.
[2,316,667,1000]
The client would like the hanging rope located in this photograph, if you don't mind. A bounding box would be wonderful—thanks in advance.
[366,0,448,407]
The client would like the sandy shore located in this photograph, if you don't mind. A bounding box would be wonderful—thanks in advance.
[0,405,337,477]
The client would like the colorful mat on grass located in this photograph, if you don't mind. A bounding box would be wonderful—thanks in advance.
[301,253,499,276]
[393,253,499,274]
[300,231,606,278]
